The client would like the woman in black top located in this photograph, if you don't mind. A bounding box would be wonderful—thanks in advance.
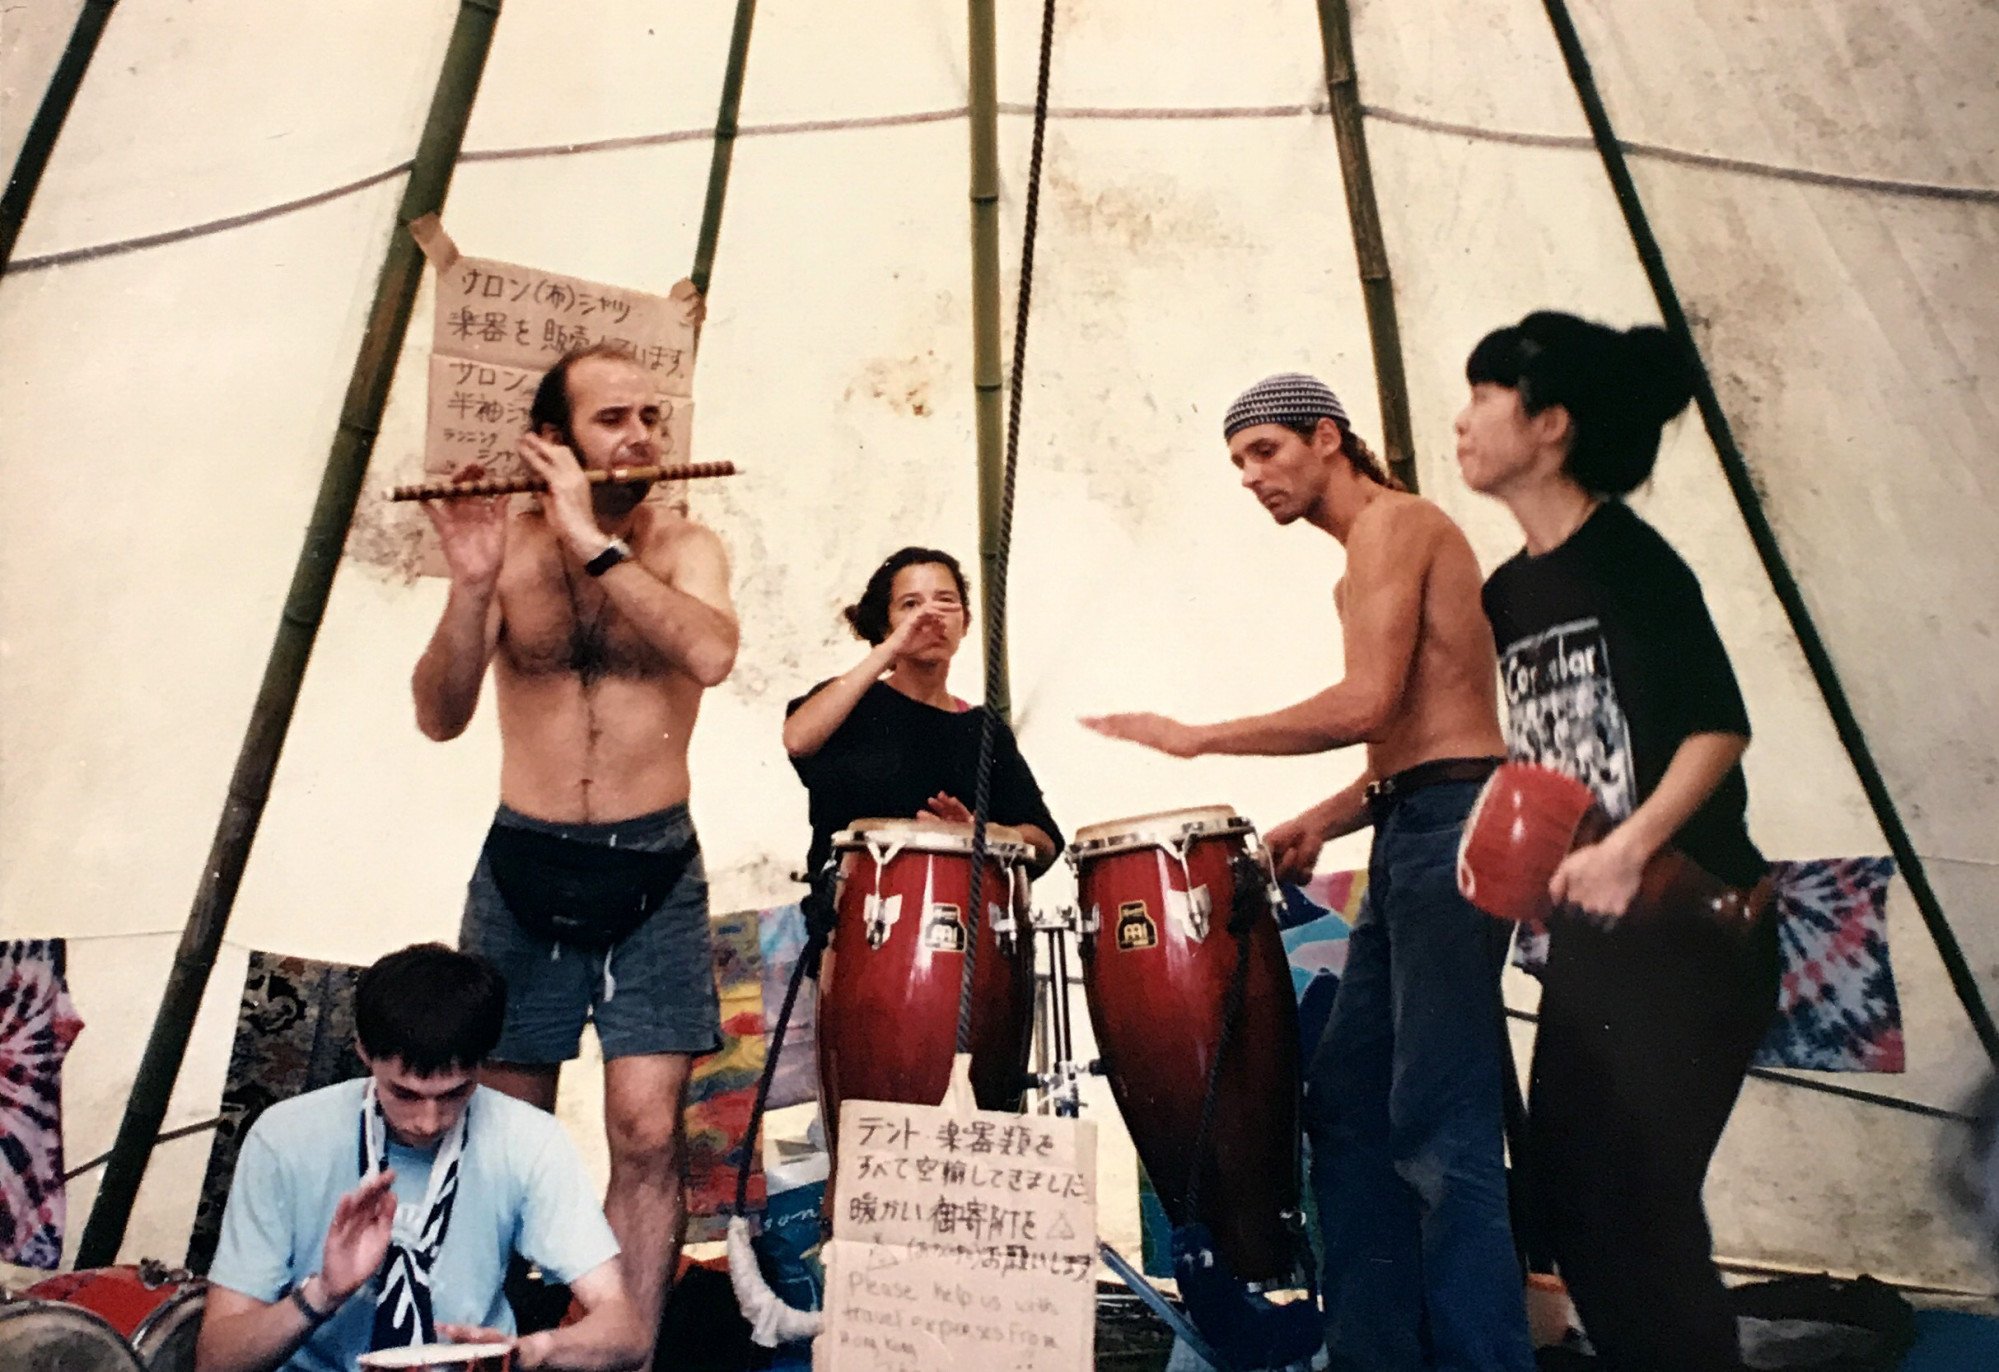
[1454,312,1779,1372]
[783,547,1061,879]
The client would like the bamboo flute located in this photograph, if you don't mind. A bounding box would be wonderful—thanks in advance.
[390,459,738,502]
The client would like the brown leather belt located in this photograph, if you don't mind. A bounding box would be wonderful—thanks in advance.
[1364,756,1505,820]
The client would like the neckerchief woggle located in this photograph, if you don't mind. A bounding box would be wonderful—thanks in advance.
[357,1079,469,1350]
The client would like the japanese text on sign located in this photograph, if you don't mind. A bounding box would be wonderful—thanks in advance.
[819,1098,1096,1372]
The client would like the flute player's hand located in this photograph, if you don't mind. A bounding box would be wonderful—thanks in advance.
[420,461,507,589]
[517,432,604,564]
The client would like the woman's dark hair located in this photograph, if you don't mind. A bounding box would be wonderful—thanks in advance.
[844,547,972,645]
[1277,416,1405,492]
[1464,311,1697,496]
[354,943,507,1075]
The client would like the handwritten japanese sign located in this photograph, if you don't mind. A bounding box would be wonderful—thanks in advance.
[423,253,700,482]
[818,1094,1097,1371]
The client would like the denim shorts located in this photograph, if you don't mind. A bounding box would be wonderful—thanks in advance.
[460,802,721,1063]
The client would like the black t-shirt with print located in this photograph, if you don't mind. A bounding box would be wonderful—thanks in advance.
[1481,500,1765,887]
[786,679,1064,877]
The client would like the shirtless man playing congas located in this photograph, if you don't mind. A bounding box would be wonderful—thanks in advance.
[1083,374,1534,1371]
[413,342,739,1349]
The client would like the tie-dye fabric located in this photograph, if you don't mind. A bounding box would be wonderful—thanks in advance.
[1511,856,1901,1073]
[0,940,85,1269]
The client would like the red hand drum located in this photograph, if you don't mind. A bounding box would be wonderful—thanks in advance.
[1070,806,1301,1283]
[1457,762,1770,928]
[356,1345,514,1370]
[817,819,1037,1161]
[20,1264,204,1371]
[1455,763,1596,925]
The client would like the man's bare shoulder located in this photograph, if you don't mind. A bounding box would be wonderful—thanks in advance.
[1350,489,1462,553]
[634,505,728,566]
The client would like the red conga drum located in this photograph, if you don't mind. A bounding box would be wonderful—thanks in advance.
[1457,762,1770,927]
[21,1264,204,1371]
[1070,806,1301,1283]
[816,819,1037,1160]
[356,1345,514,1370]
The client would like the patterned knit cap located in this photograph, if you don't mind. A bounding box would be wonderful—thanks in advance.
[1223,372,1349,440]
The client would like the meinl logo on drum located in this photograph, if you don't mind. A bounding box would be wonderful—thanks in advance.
[923,904,968,952]
[1115,901,1158,951]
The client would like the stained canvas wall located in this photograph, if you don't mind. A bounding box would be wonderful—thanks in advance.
[2,0,1993,1293]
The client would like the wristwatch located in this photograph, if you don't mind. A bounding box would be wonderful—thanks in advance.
[289,1275,335,1327]
[584,536,632,577]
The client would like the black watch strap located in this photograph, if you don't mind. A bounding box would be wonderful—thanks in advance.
[289,1280,334,1327]
[584,537,631,577]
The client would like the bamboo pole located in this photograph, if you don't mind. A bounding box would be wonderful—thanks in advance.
[1537,0,1999,1067]
[76,0,506,1267]
[967,0,1011,720]
[0,0,120,274]
[1312,0,1419,493]
[689,0,758,302]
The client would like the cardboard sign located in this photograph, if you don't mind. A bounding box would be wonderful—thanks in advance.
[818,1075,1097,1371]
[360,218,707,581]
[419,237,700,484]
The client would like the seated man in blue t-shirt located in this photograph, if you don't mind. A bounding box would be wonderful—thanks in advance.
[196,944,646,1372]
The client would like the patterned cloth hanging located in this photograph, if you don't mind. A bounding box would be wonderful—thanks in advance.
[0,940,86,1269]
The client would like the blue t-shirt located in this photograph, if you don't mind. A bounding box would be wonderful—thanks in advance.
[207,1079,618,1372]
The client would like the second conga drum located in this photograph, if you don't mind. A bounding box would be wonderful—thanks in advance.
[817,819,1036,1159]
[1072,806,1301,1283]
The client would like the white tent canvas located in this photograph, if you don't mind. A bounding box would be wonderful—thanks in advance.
[2,0,1994,1304]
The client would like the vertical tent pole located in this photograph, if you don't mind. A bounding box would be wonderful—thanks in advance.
[968,0,1011,720]
[0,0,121,273]
[76,0,507,1266]
[1312,0,1420,493]
[1538,0,1999,1066]
[689,0,758,302]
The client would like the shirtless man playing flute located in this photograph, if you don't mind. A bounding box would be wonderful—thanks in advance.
[413,341,739,1355]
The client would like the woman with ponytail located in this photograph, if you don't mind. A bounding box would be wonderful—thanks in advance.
[1455,313,1780,1372]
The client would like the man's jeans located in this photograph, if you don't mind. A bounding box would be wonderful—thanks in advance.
[1303,779,1535,1371]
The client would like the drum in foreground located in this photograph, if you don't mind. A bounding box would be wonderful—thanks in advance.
[356,1344,514,1370]
[1070,805,1301,1283]
[21,1264,203,1372]
[817,818,1037,1159]
[1457,762,1769,929]
[0,1300,147,1372]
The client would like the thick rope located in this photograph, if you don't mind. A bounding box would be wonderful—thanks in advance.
[956,0,1059,1057]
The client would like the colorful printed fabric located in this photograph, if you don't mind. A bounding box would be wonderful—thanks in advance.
[0,940,85,1269]
[683,908,767,1241]
[1754,856,1902,1072]
[757,903,819,1113]
[189,951,366,1273]
[1511,856,1902,1073]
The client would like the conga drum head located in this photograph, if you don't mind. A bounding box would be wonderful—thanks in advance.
[355,1343,514,1369]
[1071,805,1246,857]
[833,817,1030,862]
[0,1301,147,1372]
